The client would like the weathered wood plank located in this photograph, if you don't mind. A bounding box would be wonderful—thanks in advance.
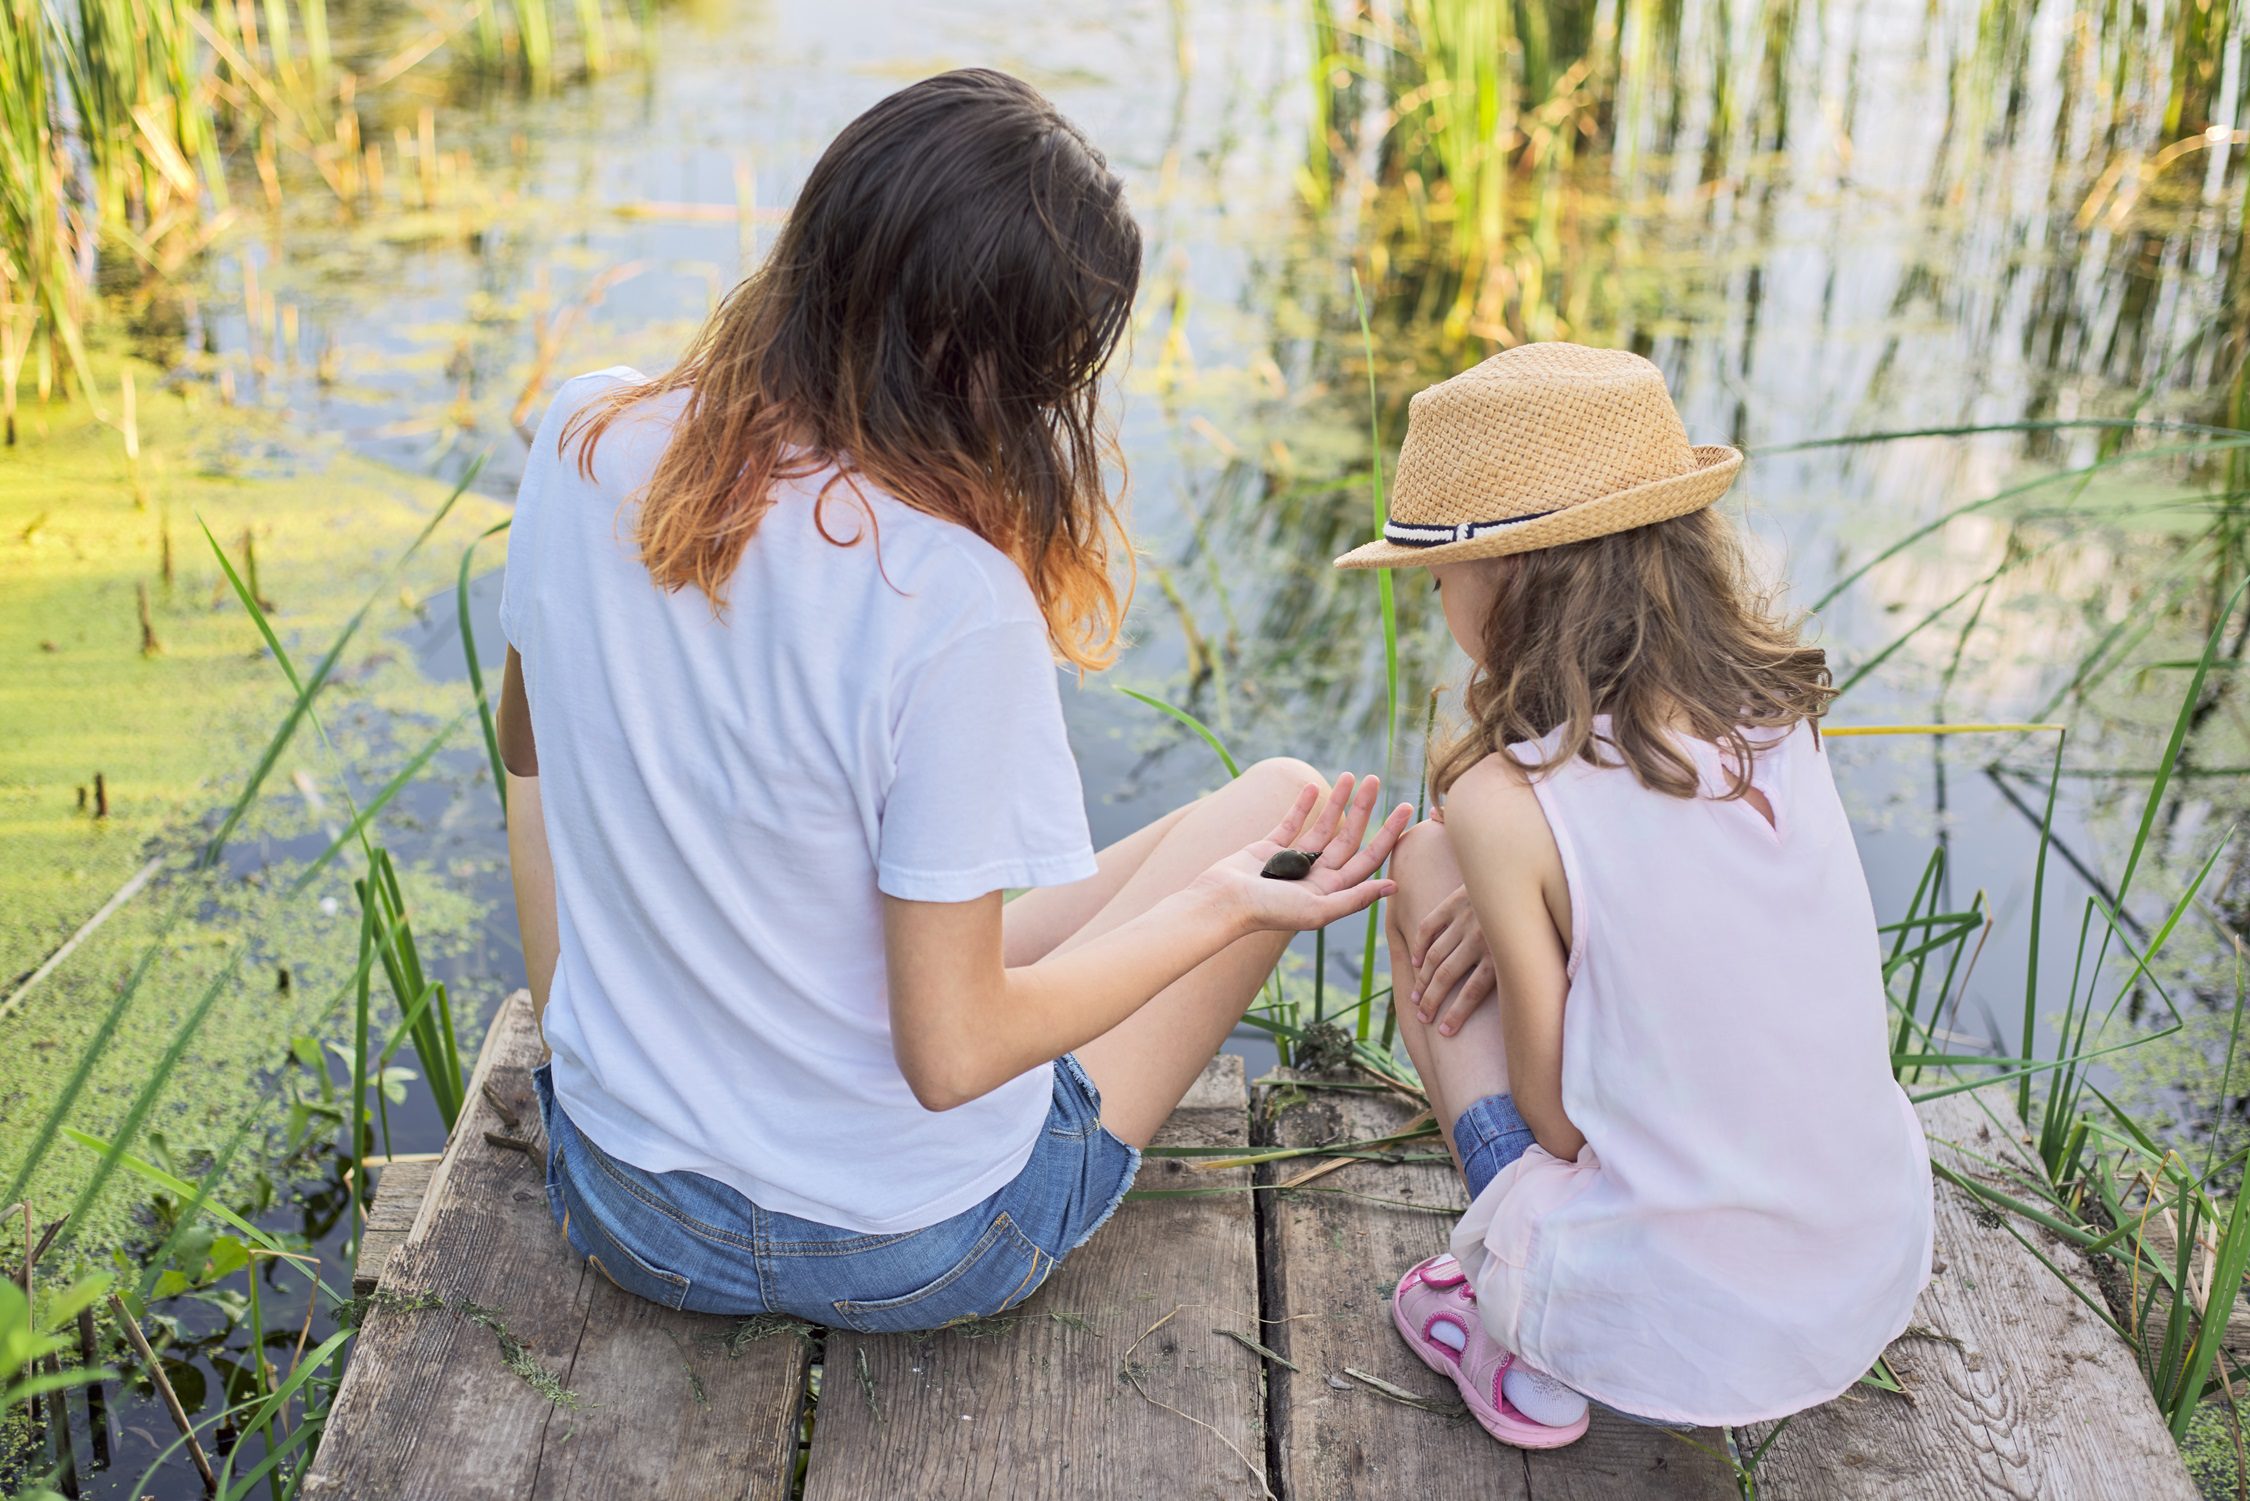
[1741,1090,2197,1500]
[803,1055,1268,1501]
[305,991,807,1500]
[1255,1075,1738,1501]
[304,990,586,1500]
[532,1277,809,1501]
[352,1158,438,1296]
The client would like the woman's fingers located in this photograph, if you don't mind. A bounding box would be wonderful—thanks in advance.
[1260,782,1321,850]
[1329,802,1415,888]
[1297,772,1356,853]
[1317,773,1382,867]
[1306,877,1397,927]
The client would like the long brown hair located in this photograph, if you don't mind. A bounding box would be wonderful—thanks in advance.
[1429,507,1835,801]
[567,69,1142,670]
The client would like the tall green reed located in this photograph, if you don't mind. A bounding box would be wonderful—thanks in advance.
[0,0,91,433]
[1311,0,2247,351]
[1351,268,1400,1042]
[1,0,644,428]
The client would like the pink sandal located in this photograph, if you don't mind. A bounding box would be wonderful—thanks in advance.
[1391,1254,1590,1449]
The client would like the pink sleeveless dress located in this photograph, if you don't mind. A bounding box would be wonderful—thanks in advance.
[1448,719,1932,1426]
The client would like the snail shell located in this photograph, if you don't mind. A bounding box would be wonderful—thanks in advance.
[1261,848,1318,881]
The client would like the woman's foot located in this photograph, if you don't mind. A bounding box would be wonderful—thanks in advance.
[1391,1254,1590,1448]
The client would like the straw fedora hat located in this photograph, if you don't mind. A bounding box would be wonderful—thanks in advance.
[1334,343,1742,569]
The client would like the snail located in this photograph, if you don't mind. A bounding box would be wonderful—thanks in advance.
[1261,849,1319,881]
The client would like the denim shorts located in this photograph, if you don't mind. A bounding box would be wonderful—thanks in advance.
[531,1056,1140,1331]
[1455,1091,1536,1200]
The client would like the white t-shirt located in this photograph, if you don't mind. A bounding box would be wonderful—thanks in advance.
[500,369,1097,1233]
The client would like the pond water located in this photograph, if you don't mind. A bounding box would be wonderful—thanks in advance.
[29,0,2250,1492]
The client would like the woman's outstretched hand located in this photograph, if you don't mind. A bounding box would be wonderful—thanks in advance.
[1191,773,1413,935]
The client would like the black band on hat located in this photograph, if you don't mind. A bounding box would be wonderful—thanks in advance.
[1381,510,1559,548]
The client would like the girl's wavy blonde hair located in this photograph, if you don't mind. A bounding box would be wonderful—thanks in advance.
[1428,507,1835,802]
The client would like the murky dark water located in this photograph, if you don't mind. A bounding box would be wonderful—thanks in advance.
[42,0,2250,1492]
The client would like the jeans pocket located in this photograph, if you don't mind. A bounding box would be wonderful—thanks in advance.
[831,1212,1052,1334]
[565,1182,694,1312]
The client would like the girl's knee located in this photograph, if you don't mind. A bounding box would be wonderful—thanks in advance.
[1389,818,1458,910]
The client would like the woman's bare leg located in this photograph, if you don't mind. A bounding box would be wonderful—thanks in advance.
[1385,820,1510,1178]
[1050,757,1331,1147]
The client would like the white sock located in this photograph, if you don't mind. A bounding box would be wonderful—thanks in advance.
[1428,1319,1468,1353]
[1503,1362,1589,1427]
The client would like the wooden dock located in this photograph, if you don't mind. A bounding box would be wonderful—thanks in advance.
[303,992,2198,1499]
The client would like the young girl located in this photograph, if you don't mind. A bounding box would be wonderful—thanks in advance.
[1337,343,1932,1443]
[493,70,1411,1330]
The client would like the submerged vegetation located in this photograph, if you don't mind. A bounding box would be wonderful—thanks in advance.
[9,0,2250,1496]
[0,0,651,429]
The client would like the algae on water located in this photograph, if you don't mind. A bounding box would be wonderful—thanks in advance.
[0,357,510,1263]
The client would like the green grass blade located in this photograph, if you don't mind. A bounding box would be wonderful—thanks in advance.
[1753,417,2248,458]
[457,519,513,816]
[1835,560,2010,700]
[61,1126,287,1254]
[2020,735,2063,1122]
[1813,438,2250,613]
[1116,685,1242,777]
[289,707,475,895]
[1352,268,1401,1043]
[2116,574,2250,908]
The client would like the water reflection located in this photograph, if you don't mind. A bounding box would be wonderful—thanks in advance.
[46,0,2250,1492]
[175,0,2250,1077]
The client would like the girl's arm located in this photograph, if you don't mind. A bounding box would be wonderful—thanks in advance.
[498,650,560,1029]
[1442,756,1585,1161]
[884,776,1411,1112]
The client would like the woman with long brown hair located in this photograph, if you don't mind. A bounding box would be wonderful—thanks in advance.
[494,69,1409,1329]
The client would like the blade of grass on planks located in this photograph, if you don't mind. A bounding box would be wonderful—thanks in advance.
[2173,1182,2250,1437]
[350,891,376,1249]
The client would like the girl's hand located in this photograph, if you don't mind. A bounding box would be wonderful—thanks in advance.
[1411,885,1495,1036]
[1190,773,1413,935]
